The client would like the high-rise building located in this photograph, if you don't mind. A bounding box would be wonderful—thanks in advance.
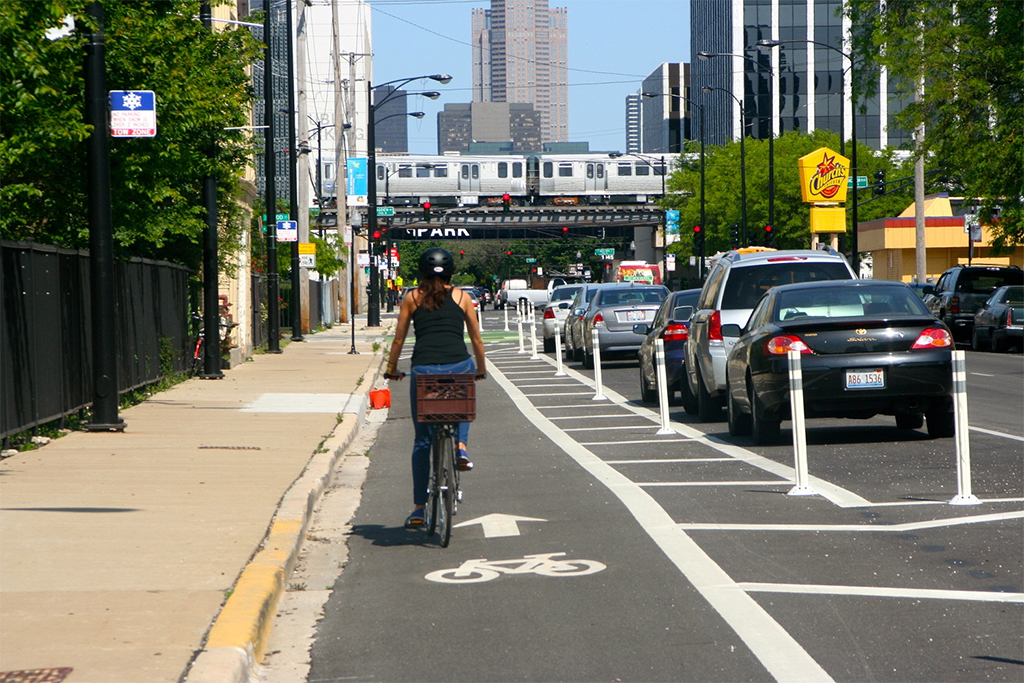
[625,93,641,153]
[690,0,910,149]
[437,102,542,154]
[472,0,569,144]
[373,86,408,154]
[640,63,690,154]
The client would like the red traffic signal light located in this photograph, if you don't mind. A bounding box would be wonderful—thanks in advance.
[422,201,431,210]
[764,224,772,233]
[459,250,465,256]
[506,250,512,256]
[372,230,382,240]
[502,193,511,213]
[693,225,702,233]
[422,201,432,223]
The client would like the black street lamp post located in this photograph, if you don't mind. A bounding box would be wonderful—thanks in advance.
[365,75,450,326]
[702,85,747,247]
[759,38,860,274]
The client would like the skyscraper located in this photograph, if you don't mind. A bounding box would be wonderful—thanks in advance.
[472,0,569,144]
[625,93,641,153]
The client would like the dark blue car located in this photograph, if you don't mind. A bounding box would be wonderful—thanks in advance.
[634,289,701,412]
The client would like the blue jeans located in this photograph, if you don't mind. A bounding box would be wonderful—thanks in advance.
[409,358,475,506]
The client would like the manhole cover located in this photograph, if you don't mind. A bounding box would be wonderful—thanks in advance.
[0,669,73,683]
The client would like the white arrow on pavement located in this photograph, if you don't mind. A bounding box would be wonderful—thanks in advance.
[454,513,547,538]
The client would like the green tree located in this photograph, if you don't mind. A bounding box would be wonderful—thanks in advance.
[846,0,1023,248]
[0,0,262,269]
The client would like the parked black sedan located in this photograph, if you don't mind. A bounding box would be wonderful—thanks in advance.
[972,285,1023,352]
[723,280,955,445]
[634,289,701,413]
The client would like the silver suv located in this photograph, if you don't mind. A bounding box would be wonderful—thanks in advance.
[684,249,857,421]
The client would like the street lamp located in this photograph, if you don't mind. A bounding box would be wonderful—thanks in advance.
[758,38,860,274]
[641,91,707,279]
[701,85,748,247]
[698,50,775,234]
[366,74,451,327]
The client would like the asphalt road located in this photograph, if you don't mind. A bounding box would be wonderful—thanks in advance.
[308,311,1023,682]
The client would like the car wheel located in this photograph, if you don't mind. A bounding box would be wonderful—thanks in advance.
[582,344,594,369]
[926,404,955,438]
[695,364,722,422]
[727,379,752,437]
[543,337,555,353]
[971,327,989,352]
[750,386,781,445]
[639,369,656,404]
[679,376,698,416]
[895,413,924,430]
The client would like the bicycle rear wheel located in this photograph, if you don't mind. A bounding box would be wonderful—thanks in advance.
[436,430,456,547]
[425,432,440,535]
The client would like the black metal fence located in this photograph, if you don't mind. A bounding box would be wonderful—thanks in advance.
[2,240,190,440]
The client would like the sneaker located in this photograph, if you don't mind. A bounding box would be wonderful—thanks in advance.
[404,509,425,529]
[456,448,474,471]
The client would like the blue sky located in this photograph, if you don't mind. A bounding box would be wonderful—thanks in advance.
[368,0,690,154]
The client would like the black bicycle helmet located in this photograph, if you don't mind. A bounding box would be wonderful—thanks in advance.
[418,247,454,278]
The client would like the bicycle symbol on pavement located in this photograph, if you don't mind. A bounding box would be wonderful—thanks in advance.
[425,552,606,584]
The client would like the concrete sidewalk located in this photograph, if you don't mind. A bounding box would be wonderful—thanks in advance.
[0,319,392,683]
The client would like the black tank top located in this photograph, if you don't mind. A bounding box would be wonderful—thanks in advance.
[410,289,471,367]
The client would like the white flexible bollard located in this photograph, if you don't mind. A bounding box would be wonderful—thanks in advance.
[503,301,509,331]
[529,314,540,360]
[517,300,526,354]
[592,328,606,400]
[787,349,815,496]
[949,349,980,505]
[554,322,566,376]
[478,305,483,332]
[655,338,674,434]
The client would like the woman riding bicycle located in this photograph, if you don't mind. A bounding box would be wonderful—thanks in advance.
[383,248,486,529]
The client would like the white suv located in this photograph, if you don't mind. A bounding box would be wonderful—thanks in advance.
[684,249,857,421]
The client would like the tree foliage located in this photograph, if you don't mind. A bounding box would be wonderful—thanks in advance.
[0,0,262,269]
[846,0,1023,248]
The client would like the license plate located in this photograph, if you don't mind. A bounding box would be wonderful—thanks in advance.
[845,369,884,389]
[626,310,646,321]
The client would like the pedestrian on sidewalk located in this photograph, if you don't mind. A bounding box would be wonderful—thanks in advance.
[383,248,487,529]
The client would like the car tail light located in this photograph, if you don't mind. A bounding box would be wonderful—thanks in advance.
[1008,309,1015,327]
[950,296,959,314]
[593,312,604,326]
[708,310,722,341]
[663,324,688,341]
[543,307,555,319]
[765,335,811,355]
[911,327,952,349]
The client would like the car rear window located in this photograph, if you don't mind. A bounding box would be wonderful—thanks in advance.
[775,285,929,321]
[722,262,852,310]
[958,269,1024,294]
[599,289,666,305]
[551,287,581,302]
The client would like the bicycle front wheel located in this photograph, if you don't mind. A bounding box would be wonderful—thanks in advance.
[426,439,439,535]
[436,430,456,548]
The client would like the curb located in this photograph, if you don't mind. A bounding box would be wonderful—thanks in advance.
[184,353,387,683]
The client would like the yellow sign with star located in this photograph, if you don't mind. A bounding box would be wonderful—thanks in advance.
[798,147,851,204]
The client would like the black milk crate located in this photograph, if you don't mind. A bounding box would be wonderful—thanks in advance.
[415,374,476,423]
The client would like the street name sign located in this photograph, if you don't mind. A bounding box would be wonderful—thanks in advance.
[376,206,395,217]
[595,248,615,256]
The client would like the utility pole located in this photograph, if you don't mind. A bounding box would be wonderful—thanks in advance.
[264,0,281,353]
[286,0,303,341]
[199,1,223,378]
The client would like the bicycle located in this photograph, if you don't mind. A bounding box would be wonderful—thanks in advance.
[415,373,477,547]
[188,314,205,377]
[425,553,606,583]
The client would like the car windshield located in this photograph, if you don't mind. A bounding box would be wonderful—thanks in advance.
[775,285,930,321]
[960,270,1023,294]
[551,287,581,302]
[723,262,852,310]
[1000,286,1024,304]
[599,288,666,305]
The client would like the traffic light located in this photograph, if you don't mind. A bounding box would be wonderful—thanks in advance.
[692,225,704,256]
[561,226,569,238]
[422,201,432,222]
[730,224,740,249]
[502,193,511,213]
[372,230,382,256]
[873,170,886,197]
[459,249,465,256]
[763,224,774,247]
[506,250,512,256]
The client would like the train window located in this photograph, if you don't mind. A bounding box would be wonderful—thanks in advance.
[654,162,666,176]
[635,164,650,176]
[498,162,509,178]
[416,165,432,178]
[377,165,386,181]
[398,164,413,178]
[617,163,632,176]
[472,165,480,179]
[512,162,523,178]
[461,165,470,179]
[558,163,573,177]
[433,166,448,178]
[543,162,553,178]
[586,164,594,179]
[597,164,605,178]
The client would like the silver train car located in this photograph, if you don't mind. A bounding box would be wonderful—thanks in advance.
[376,153,665,208]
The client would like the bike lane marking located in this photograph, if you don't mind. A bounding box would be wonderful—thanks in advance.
[454,513,547,538]
[490,364,835,683]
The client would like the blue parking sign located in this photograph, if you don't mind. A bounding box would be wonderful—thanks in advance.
[110,90,156,138]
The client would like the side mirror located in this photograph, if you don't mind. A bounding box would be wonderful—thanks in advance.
[922,285,935,296]
[721,323,742,339]
[572,308,585,317]
[632,323,650,335]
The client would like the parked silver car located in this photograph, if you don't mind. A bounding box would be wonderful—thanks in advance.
[578,283,669,368]
[564,283,621,362]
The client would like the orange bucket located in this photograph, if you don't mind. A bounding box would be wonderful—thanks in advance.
[369,388,391,410]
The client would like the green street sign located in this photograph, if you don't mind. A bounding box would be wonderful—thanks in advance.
[376,206,395,217]
[525,257,537,263]
[847,176,869,189]
[595,248,615,256]
[262,212,289,221]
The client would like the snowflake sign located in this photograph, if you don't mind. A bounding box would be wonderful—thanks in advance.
[109,90,156,138]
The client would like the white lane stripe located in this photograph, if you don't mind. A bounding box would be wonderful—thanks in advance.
[522,392,595,397]
[970,426,1024,443]
[563,425,653,432]
[540,404,634,410]
[970,372,995,377]
[678,510,1024,532]
[525,354,870,509]
[737,582,1024,604]
[581,439,696,446]
[606,458,736,464]
[491,365,834,683]
[549,414,649,420]
[639,481,789,487]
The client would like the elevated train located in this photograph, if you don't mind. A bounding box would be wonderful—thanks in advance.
[376,153,667,209]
